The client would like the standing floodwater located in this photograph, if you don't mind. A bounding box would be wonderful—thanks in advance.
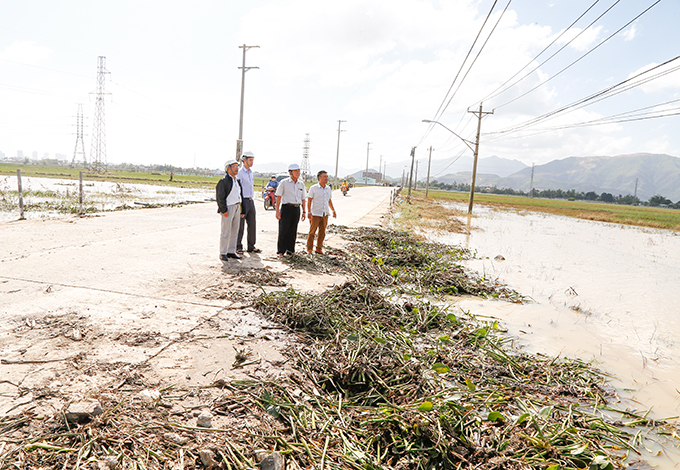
[433,204,680,462]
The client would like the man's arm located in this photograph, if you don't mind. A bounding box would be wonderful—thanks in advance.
[275,195,282,220]
[216,178,228,215]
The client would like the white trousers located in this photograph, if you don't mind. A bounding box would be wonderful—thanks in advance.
[219,203,241,255]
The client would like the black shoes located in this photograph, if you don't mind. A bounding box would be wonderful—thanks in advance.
[220,254,229,261]
[227,253,242,259]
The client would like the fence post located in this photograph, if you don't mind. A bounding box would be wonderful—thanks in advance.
[79,171,83,216]
[17,169,25,220]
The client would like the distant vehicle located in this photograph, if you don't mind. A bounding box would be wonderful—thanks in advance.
[263,186,276,210]
[275,173,288,183]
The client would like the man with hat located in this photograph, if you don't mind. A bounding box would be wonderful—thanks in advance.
[216,160,245,261]
[236,151,261,254]
[275,163,307,257]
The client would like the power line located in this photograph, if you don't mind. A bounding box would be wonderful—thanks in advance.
[479,0,605,105]
[487,54,680,137]
[438,0,513,115]
[493,0,662,111]
[418,0,502,145]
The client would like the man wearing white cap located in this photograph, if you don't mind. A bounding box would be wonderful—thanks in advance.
[236,151,261,254]
[216,160,245,261]
[275,163,307,257]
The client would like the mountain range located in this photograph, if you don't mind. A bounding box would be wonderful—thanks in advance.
[433,153,680,202]
[256,153,680,202]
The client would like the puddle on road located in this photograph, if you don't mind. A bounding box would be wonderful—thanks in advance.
[434,204,680,467]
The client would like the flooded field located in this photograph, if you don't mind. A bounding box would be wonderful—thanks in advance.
[436,203,680,467]
[0,175,213,221]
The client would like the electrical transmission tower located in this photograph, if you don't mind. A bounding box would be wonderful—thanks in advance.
[301,133,311,180]
[71,103,87,168]
[90,56,110,173]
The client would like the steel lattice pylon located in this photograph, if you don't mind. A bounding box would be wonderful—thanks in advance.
[301,133,311,180]
[71,103,87,168]
[90,56,110,173]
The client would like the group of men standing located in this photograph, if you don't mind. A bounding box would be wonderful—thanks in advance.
[216,152,337,261]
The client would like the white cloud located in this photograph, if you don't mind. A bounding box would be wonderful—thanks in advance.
[628,61,680,93]
[622,24,637,42]
[0,40,52,64]
[554,25,603,52]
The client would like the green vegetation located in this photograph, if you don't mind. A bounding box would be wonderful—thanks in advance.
[424,189,680,231]
[0,163,271,191]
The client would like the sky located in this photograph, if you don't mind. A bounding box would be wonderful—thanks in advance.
[1,0,679,179]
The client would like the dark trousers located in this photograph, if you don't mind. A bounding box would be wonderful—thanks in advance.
[236,198,256,251]
[277,204,300,255]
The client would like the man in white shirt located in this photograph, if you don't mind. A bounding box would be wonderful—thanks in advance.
[215,160,245,261]
[236,151,261,254]
[306,170,336,254]
[275,163,307,257]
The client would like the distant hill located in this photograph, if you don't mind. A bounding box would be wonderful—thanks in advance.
[435,153,680,201]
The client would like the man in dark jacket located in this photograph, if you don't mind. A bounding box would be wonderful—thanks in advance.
[216,160,245,261]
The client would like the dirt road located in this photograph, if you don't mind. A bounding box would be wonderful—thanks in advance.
[0,186,395,416]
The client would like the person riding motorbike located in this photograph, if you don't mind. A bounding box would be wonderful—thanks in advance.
[266,176,278,190]
[263,176,278,210]
[340,180,349,196]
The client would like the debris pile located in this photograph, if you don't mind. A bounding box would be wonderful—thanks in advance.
[0,227,675,469]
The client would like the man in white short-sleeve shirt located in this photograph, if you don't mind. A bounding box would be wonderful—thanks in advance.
[275,163,307,257]
[306,170,336,254]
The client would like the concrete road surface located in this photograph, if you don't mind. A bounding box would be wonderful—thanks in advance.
[0,185,395,414]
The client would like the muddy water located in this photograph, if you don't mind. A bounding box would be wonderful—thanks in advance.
[0,175,213,221]
[435,204,680,467]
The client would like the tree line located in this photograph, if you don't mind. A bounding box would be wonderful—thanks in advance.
[427,180,680,209]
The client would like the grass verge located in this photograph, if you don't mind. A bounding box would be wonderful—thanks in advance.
[425,189,680,231]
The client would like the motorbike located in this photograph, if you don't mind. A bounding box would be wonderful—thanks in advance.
[263,186,276,210]
[341,186,348,196]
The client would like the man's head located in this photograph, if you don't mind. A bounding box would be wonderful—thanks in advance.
[317,170,328,186]
[242,151,255,169]
[288,163,301,181]
[270,176,276,181]
[225,160,239,176]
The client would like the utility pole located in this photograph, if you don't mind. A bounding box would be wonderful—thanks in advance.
[467,103,493,214]
[634,178,639,201]
[529,163,535,198]
[334,120,346,183]
[364,142,372,185]
[415,160,419,190]
[425,146,433,196]
[71,103,87,168]
[236,44,259,161]
[378,155,383,183]
[90,56,110,173]
[407,146,416,203]
[301,133,311,181]
[401,168,405,187]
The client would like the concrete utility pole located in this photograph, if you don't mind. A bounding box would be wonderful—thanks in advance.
[378,155,383,183]
[407,146,416,203]
[236,44,259,161]
[334,120,346,183]
[467,103,493,214]
[529,163,535,198]
[364,142,372,185]
[634,178,639,200]
[425,146,433,196]
[415,160,419,190]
